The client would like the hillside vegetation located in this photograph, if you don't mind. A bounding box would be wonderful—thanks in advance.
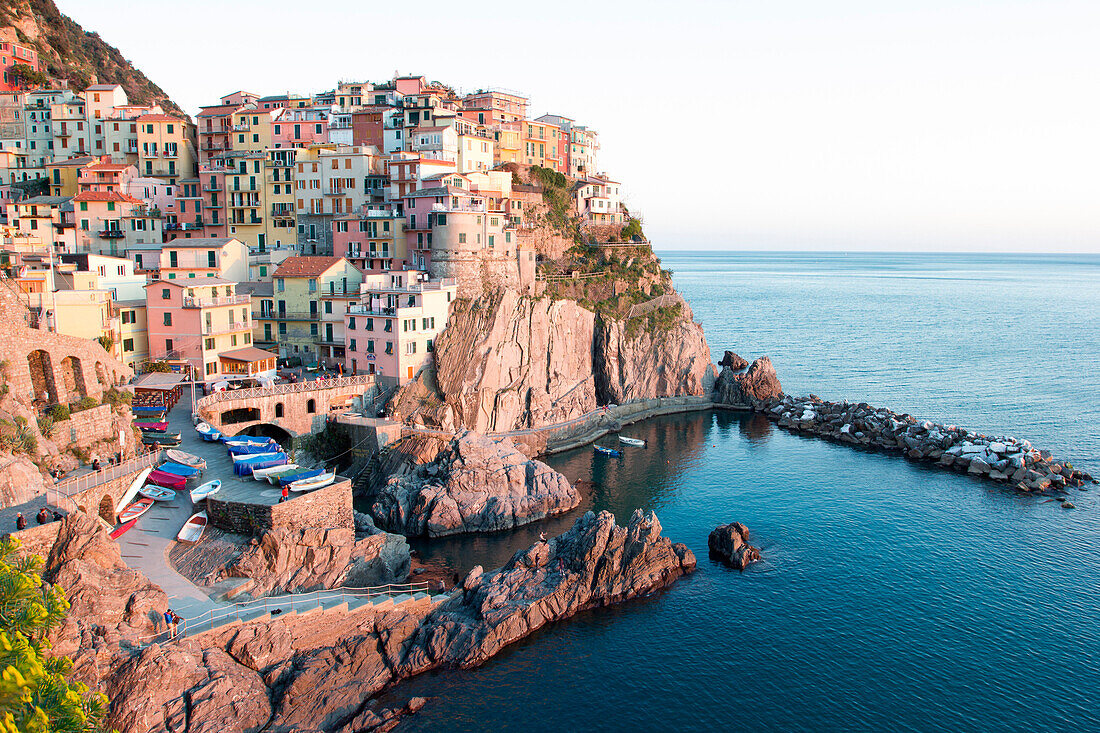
[0,0,185,116]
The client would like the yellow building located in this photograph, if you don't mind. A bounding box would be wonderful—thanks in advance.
[494,122,522,165]
[116,300,149,370]
[522,120,561,169]
[265,256,363,363]
[46,155,97,197]
[136,113,196,184]
[229,108,277,153]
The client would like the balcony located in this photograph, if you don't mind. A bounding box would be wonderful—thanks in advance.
[164,149,179,158]
[98,229,124,239]
[325,188,349,196]
[232,123,250,131]
[265,311,319,321]
[202,183,222,192]
[229,184,259,192]
[203,320,249,336]
[347,305,397,317]
[183,294,251,308]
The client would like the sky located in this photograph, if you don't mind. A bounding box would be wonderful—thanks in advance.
[62,0,1100,252]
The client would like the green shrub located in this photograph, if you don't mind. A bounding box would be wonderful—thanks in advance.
[37,415,54,438]
[72,396,100,413]
[103,387,132,409]
[49,404,71,421]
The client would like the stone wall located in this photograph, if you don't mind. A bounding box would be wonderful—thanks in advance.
[50,405,120,451]
[207,478,353,535]
[3,520,61,559]
[429,246,535,298]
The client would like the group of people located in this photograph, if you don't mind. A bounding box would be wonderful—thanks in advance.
[14,507,63,530]
[163,608,183,637]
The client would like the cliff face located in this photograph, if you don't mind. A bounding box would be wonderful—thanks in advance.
[0,0,184,116]
[390,288,716,433]
[596,299,716,404]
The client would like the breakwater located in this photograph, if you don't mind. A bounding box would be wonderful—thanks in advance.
[764,394,1094,494]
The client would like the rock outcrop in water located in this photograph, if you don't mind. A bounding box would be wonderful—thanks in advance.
[226,526,411,599]
[766,395,1094,491]
[398,509,697,671]
[713,354,784,408]
[105,509,694,732]
[388,288,716,433]
[719,351,749,370]
[366,431,580,538]
[708,522,761,569]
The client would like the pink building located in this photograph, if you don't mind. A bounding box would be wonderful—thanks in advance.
[333,208,406,272]
[144,278,254,384]
[162,179,207,241]
[77,162,139,193]
[271,108,331,148]
[403,184,488,269]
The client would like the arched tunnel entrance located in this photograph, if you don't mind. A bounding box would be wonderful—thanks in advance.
[238,423,295,450]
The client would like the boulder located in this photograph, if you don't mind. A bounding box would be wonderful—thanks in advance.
[707,522,761,569]
[718,351,749,370]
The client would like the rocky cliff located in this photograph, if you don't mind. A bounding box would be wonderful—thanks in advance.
[389,287,716,433]
[0,0,184,115]
[365,431,579,538]
[105,509,694,732]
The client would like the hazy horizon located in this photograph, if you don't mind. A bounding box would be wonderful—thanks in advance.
[62,0,1100,254]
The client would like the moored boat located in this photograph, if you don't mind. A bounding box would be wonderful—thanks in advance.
[117,497,155,524]
[165,450,207,470]
[278,467,323,486]
[594,445,623,457]
[108,518,138,540]
[618,436,647,447]
[195,422,216,437]
[142,433,181,447]
[176,511,207,543]
[231,450,282,463]
[189,480,221,503]
[138,484,176,501]
[253,462,299,482]
[146,469,187,489]
[157,461,201,477]
[134,421,168,432]
[115,466,154,512]
[289,471,336,492]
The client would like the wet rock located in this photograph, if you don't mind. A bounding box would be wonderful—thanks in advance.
[708,522,761,569]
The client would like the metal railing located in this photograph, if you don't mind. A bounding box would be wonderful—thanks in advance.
[196,373,375,409]
[176,582,431,640]
[183,294,250,308]
[53,449,160,501]
[625,292,684,320]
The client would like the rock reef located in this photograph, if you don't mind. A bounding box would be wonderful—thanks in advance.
[713,354,784,408]
[708,522,761,569]
[365,431,579,538]
[226,526,411,599]
[766,395,1094,491]
[104,509,694,732]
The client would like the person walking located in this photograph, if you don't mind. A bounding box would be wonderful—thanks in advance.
[15,513,26,531]
[280,485,289,503]
[35,507,48,525]
[164,609,176,637]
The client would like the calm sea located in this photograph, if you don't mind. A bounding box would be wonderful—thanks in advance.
[390,252,1100,732]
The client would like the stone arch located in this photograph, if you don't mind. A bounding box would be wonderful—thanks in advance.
[222,407,260,425]
[27,349,57,403]
[275,402,284,418]
[98,494,115,524]
[95,361,108,386]
[59,356,87,399]
[240,423,293,444]
[306,398,316,414]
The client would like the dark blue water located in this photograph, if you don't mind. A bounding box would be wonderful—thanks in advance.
[393,253,1100,732]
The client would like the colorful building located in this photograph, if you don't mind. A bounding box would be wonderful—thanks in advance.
[265,255,362,362]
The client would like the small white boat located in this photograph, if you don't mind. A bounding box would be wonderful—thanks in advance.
[117,497,155,524]
[195,422,216,436]
[138,484,176,501]
[189,480,221,503]
[253,463,299,482]
[289,471,336,492]
[618,436,647,447]
[177,511,208,543]
[165,449,207,470]
[115,466,154,513]
[231,450,281,463]
[224,437,272,447]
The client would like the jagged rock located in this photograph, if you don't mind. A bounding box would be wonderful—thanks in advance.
[226,526,410,598]
[366,431,579,538]
[708,522,761,569]
[719,351,749,370]
[714,355,784,408]
[45,512,166,666]
[397,509,696,673]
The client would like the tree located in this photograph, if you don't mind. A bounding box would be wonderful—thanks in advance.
[143,360,171,373]
[0,538,107,731]
[8,63,49,90]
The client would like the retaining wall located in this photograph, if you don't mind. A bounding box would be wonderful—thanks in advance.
[207,478,353,535]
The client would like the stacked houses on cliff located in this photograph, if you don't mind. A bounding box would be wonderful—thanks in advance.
[0,73,632,389]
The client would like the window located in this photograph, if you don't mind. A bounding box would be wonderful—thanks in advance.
[406,342,417,354]
[276,278,284,292]
[348,316,355,330]
[207,251,216,267]
[458,233,466,243]
[165,338,173,353]
[427,339,434,352]
[385,341,393,355]
[349,338,356,351]
[205,338,215,349]
[205,362,216,376]
[365,318,373,331]
[163,312,172,326]
[306,398,316,413]
[367,339,374,353]
[123,338,134,352]
[162,288,170,299]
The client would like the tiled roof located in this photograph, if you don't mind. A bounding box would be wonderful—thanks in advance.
[81,163,131,171]
[273,256,344,278]
[86,84,122,91]
[163,237,239,248]
[219,347,277,362]
[137,113,183,123]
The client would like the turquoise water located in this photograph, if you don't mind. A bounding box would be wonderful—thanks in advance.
[393,253,1100,732]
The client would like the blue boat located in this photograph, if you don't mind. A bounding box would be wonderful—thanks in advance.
[203,430,222,442]
[132,406,167,417]
[594,445,623,457]
[158,462,201,477]
[278,467,323,486]
[227,441,278,456]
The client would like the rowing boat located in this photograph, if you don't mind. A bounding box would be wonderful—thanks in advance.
[253,463,299,482]
[138,484,176,501]
[594,445,623,457]
[618,436,646,447]
[189,480,221,503]
[134,421,168,432]
[117,497,155,523]
[176,511,207,543]
[157,462,200,477]
[142,434,181,447]
[165,450,207,470]
[108,518,137,539]
[289,471,336,492]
